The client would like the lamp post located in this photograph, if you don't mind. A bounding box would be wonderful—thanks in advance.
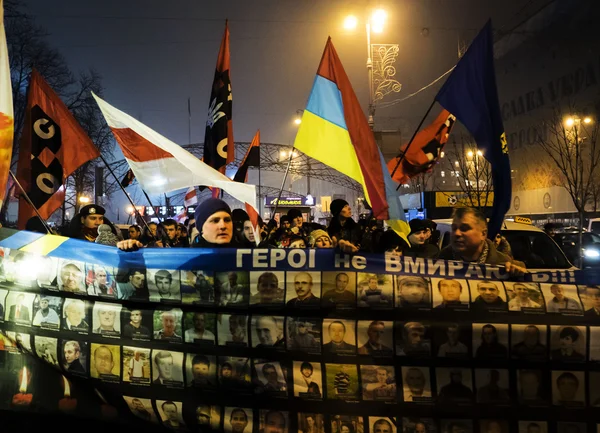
[344,8,401,130]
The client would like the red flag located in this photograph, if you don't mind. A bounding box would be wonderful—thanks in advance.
[17,69,100,228]
[387,109,456,184]
[233,130,260,183]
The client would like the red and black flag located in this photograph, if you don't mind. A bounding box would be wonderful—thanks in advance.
[203,20,234,173]
[120,168,135,187]
[16,69,100,228]
[233,130,260,183]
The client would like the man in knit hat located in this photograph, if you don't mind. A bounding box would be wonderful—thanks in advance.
[405,218,440,259]
[327,199,361,252]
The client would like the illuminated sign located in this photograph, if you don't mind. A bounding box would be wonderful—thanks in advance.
[265,196,313,207]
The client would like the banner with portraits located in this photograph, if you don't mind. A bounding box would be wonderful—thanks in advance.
[1,228,600,433]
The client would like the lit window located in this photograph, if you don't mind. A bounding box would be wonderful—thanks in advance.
[440,171,445,178]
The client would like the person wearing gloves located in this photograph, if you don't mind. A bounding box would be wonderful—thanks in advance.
[405,219,440,259]
[67,204,119,242]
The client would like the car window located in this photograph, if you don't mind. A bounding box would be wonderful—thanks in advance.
[502,230,572,269]
[441,231,451,249]
[591,221,600,234]
[587,233,600,243]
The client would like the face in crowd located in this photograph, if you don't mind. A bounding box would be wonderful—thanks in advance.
[450,210,487,256]
[202,211,233,244]
[164,223,177,241]
[82,213,104,230]
[243,220,255,243]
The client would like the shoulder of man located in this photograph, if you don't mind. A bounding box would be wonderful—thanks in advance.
[438,246,453,260]
[484,239,525,267]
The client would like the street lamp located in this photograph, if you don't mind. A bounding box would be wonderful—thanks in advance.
[293,109,303,126]
[78,196,90,204]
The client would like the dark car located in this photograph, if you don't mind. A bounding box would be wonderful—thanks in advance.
[553,232,600,268]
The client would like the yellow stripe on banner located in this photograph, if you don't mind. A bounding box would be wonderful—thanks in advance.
[294,110,371,205]
[387,219,411,247]
[20,233,70,256]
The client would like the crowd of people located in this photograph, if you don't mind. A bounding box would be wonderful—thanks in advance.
[47,198,526,276]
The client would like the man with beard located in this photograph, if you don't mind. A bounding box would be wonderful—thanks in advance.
[396,277,430,308]
[289,321,319,350]
[122,309,151,339]
[471,281,507,311]
[63,340,85,373]
[512,325,546,360]
[358,321,393,355]
[287,272,320,308]
[154,310,181,341]
[250,272,284,305]
[32,296,60,327]
[438,369,474,403]
[322,273,356,305]
[190,354,215,387]
[154,270,179,301]
[184,312,215,343]
[297,362,320,397]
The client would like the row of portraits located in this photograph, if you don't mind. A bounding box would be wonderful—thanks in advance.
[0,248,598,315]
[5,332,600,408]
[4,292,600,362]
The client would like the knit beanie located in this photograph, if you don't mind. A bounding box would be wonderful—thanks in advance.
[409,218,429,235]
[287,208,302,220]
[309,229,332,247]
[194,198,232,233]
[330,199,349,217]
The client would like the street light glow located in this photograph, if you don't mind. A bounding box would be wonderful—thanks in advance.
[126,205,134,215]
[565,117,575,128]
[476,150,483,157]
[440,151,445,158]
[78,196,90,204]
[294,118,301,125]
[584,117,593,124]
[454,160,459,166]
[343,15,358,30]
[467,150,474,158]
[371,9,387,33]
[280,150,287,158]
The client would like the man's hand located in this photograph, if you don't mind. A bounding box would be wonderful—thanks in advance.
[338,239,359,254]
[117,239,143,251]
[505,261,527,278]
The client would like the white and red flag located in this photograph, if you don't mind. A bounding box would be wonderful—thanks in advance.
[184,186,197,207]
[92,93,257,211]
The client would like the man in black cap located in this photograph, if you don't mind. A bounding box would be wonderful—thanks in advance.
[67,204,113,242]
[405,219,440,259]
[327,199,361,250]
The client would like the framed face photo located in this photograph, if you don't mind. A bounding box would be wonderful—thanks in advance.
[506,282,545,312]
[259,409,289,433]
[402,366,432,403]
[517,369,548,405]
[34,335,60,368]
[431,278,469,309]
[4,251,45,289]
[511,324,547,361]
[218,356,251,390]
[361,365,396,402]
[357,320,393,356]
[122,346,151,384]
[285,271,321,308]
[321,271,356,308]
[249,271,285,306]
[550,325,586,362]
[35,255,59,290]
[84,264,116,298]
[518,421,547,433]
[147,268,181,302]
[472,323,509,359]
[32,295,61,329]
[479,420,509,433]
[184,311,216,344]
[356,273,393,309]
[61,339,88,377]
[331,416,364,433]
[436,368,474,404]
[123,396,158,423]
[9,331,31,353]
[224,407,253,433]
[194,405,221,431]
[121,308,152,341]
[254,360,288,396]
[293,360,322,399]
[61,299,90,333]
[396,276,431,309]
[215,271,250,307]
[322,319,356,356]
[474,369,510,404]
[578,285,600,319]
[115,268,148,301]
[440,420,472,433]
[92,302,121,337]
[152,349,184,387]
[157,400,186,430]
[217,314,248,347]
[251,315,285,349]
[396,321,431,357]
[153,308,183,342]
[540,284,582,314]
[90,343,120,382]
[180,270,215,305]
[298,413,325,433]
[186,353,217,389]
[468,280,507,312]
[57,259,86,294]
[369,418,396,433]
[552,370,585,406]
[325,363,359,401]
[5,291,35,326]
[434,323,471,359]
[286,317,321,354]
[402,418,436,433]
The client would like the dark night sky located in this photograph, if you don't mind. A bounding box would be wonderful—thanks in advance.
[21,0,535,148]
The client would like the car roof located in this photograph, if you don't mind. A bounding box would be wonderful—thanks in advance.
[433,219,544,232]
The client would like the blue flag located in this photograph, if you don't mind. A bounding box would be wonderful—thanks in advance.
[435,20,510,238]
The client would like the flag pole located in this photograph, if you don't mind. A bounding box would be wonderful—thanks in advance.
[390,100,437,187]
[97,154,158,242]
[187,97,192,145]
[258,147,262,217]
[9,171,53,234]
[271,147,295,221]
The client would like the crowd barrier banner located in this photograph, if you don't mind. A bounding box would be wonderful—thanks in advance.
[0,228,599,433]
